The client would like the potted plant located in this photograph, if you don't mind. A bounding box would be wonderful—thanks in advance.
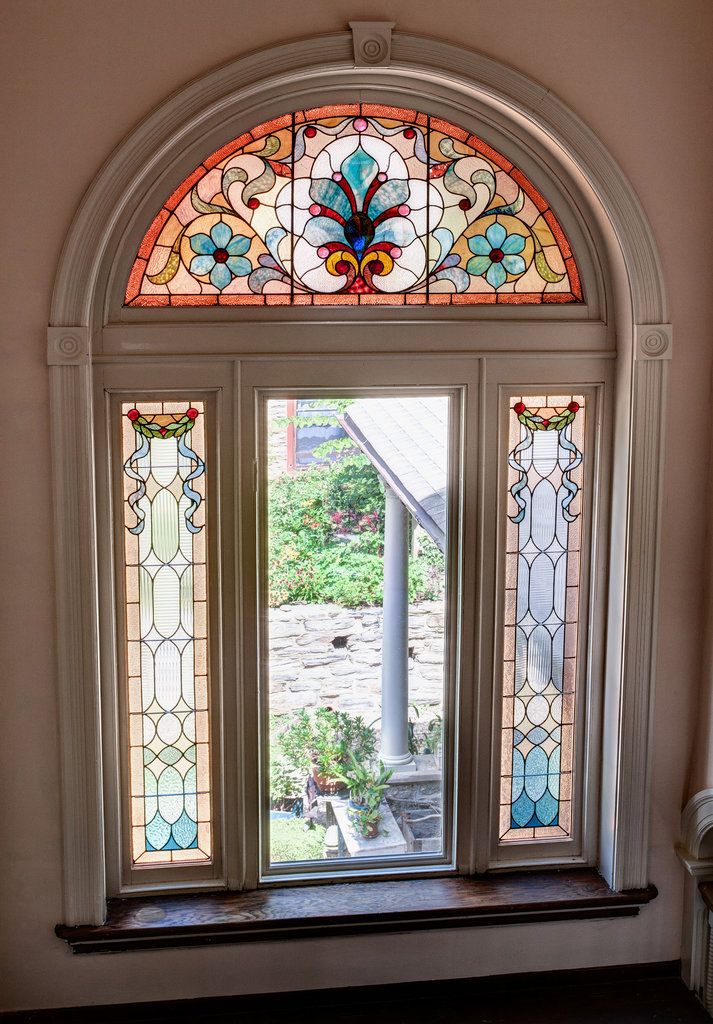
[277,707,377,794]
[335,757,393,839]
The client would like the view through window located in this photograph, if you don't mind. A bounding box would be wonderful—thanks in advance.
[264,394,452,868]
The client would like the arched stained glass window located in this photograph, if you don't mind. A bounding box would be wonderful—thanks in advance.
[126,104,582,307]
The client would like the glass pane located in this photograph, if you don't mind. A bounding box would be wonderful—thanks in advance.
[265,394,452,868]
[121,401,211,864]
[499,394,585,842]
[126,104,582,308]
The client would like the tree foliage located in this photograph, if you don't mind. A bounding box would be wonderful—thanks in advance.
[267,401,445,607]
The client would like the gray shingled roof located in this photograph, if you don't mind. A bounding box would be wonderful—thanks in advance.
[341,397,449,552]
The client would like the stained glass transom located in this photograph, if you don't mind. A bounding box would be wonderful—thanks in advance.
[122,402,211,864]
[500,395,585,842]
[126,105,582,307]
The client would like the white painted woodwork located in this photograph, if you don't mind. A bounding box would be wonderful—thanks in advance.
[47,30,670,924]
[380,486,414,769]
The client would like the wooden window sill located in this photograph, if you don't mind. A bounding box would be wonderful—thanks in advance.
[55,868,656,953]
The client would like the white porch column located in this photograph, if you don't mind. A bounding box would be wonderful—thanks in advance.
[380,484,414,769]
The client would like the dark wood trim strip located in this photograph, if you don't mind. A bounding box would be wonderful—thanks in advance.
[55,869,656,954]
[0,961,680,1022]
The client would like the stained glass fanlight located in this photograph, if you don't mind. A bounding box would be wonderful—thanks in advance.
[500,396,585,841]
[122,402,211,864]
[126,105,582,307]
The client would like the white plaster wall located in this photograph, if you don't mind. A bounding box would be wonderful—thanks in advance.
[1,0,712,1011]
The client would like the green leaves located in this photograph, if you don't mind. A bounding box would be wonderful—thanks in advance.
[129,414,195,441]
[267,452,445,607]
[516,407,576,431]
[276,707,377,781]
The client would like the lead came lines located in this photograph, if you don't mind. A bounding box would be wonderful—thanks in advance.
[501,396,584,842]
[122,402,211,864]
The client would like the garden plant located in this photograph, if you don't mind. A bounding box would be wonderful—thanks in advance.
[335,756,394,839]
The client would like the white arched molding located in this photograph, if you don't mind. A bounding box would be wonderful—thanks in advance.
[677,793,713,995]
[49,28,670,925]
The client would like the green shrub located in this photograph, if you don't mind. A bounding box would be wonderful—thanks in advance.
[270,818,326,863]
[276,707,377,778]
[269,752,304,808]
[267,432,446,607]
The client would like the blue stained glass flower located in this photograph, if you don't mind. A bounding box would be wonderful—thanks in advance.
[467,222,527,289]
[188,220,252,290]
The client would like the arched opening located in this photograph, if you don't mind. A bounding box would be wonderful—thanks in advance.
[47,30,669,925]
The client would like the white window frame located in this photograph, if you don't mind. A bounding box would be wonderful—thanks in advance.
[482,364,612,871]
[94,352,611,892]
[94,363,238,894]
[243,365,473,884]
[47,29,671,925]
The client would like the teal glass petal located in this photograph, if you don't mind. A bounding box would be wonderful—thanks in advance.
[265,225,288,265]
[171,809,198,849]
[210,221,233,248]
[227,255,251,277]
[524,746,548,801]
[502,254,526,276]
[431,227,455,265]
[190,232,216,255]
[485,222,507,248]
[145,812,171,850]
[157,764,182,795]
[143,767,158,796]
[486,261,507,288]
[309,178,352,220]
[526,726,548,745]
[466,254,492,276]
[340,146,378,208]
[511,792,535,828]
[304,216,344,247]
[158,746,182,765]
[226,234,251,257]
[511,748,525,801]
[468,234,490,256]
[501,232,526,255]
[373,218,416,247]
[367,178,409,220]
[535,790,559,826]
[159,793,183,825]
[210,262,232,289]
[189,254,216,277]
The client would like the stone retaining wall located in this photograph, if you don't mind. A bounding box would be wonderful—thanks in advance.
[269,601,444,719]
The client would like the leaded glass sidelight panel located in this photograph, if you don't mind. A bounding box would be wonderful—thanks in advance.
[499,395,585,843]
[121,401,211,864]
